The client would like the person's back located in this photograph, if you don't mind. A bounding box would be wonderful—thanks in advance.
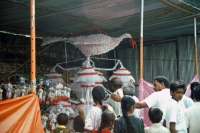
[184,83,200,133]
[113,96,144,133]
[79,86,116,132]
[115,115,144,133]
[145,107,170,133]
[53,113,70,133]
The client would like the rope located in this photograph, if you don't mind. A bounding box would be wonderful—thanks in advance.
[0,24,82,81]
[49,58,124,72]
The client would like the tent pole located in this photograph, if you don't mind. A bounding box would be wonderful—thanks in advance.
[194,17,199,75]
[139,0,144,79]
[30,0,36,93]
[65,41,69,84]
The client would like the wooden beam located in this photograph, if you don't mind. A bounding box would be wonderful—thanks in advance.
[159,0,195,15]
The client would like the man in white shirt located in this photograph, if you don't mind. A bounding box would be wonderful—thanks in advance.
[182,95,194,109]
[184,83,200,133]
[135,76,171,124]
[108,77,123,117]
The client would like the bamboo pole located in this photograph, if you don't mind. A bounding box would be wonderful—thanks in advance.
[139,0,144,79]
[194,17,199,75]
[65,41,69,84]
[30,0,36,93]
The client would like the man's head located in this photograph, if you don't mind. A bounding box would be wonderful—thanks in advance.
[153,76,169,91]
[170,80,186,101]
[57,113,68,125]
[148,107,163,123]
[190,82,200,99]
[192,84,200,101]
[123,82,135,96]
[109,77,122,92]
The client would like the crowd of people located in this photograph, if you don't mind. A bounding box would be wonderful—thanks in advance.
[1,75,199,133]
[51,76,200,133]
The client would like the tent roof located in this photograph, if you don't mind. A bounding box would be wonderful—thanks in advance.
[0,0,200,44]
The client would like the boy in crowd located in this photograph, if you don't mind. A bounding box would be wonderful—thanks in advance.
[164,80,187,133]
[53,113,70,133]
[145,107,170,133]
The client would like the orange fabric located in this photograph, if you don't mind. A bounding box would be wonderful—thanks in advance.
[0,94,44,133]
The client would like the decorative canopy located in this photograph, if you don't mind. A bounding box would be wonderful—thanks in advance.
[74,59,102,82]
[109,67,135,83]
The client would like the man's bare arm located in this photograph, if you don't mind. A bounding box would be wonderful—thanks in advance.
[170,122,177,133]
[135,101,148,109]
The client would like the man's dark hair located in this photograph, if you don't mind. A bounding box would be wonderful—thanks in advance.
[170,80,186,92]
[191,82,200,99]
[154,76,169,88]
[110,77,122,89]
[192,84,200,101]
[57,113,68,125]
[148,107,163,123]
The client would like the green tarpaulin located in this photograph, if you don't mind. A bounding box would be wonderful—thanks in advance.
[180,0,200,10]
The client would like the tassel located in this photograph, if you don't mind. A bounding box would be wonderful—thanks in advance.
[129,38,137,49]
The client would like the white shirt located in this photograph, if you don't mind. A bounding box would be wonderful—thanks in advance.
[84,104,115,131]
[109,88,123,117]
[184,102,200,133]
[144,89,171,124]
[165,99,187,133]
[145,123,170,133]
[132,96,141,117]
[182,95,194,109]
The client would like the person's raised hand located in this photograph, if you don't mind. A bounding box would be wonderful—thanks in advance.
[77,106,85,117]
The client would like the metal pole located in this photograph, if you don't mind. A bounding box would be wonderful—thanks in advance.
[194,17,199,75]
[139,0,144,79]
[65,41,69,84]
[30,0,36,93]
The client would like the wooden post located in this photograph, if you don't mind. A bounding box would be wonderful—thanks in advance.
[139,0,144,79]
[194,17,199,75]
[30,0,36,93]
